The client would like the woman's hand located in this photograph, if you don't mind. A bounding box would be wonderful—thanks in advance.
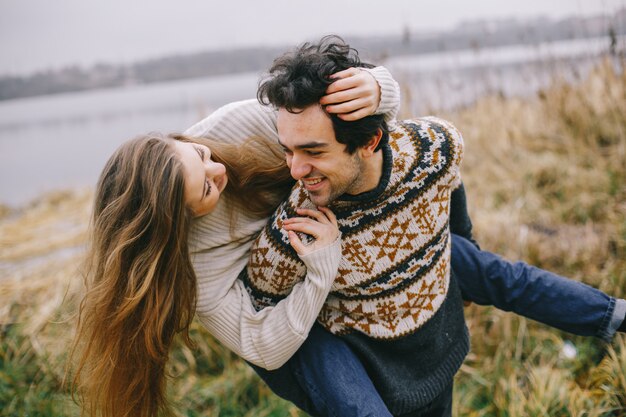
[283,207,339,256]
[320,68,381,121]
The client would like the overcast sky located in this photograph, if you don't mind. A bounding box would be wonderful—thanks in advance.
[0,0,623,76]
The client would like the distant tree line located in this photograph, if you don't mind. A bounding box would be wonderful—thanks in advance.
[1,12,623,101]
[0,47,285,101]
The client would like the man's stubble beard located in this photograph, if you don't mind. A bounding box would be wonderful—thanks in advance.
[307,152,365,207]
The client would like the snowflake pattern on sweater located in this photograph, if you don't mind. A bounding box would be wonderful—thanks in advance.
[243,117,464,339]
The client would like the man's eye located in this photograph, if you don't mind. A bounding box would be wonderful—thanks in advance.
[307,151,322,156]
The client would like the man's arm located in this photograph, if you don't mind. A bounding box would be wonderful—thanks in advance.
[449,183,479,248]
[442,127,625,341]
[452,233,626,342]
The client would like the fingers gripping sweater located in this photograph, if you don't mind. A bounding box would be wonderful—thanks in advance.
[242,117,470,414]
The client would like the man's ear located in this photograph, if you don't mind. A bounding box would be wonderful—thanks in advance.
[360,129,383,157]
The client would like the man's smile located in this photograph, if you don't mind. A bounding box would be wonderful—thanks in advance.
[302,177,325,191]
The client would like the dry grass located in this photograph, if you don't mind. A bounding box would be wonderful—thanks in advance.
[441,58,626,416]
[0,58,625,416]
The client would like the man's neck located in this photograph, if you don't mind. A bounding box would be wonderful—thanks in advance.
[348,150,384,196]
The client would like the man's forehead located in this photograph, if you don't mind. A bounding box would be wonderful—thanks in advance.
[277,106,336,144]
[277,104,326,120]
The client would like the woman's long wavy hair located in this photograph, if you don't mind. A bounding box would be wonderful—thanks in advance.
[69,133,293,417]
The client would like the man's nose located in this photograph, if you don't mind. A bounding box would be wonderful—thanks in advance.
[289,154,311,180]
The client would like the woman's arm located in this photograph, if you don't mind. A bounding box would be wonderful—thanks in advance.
[321,66,400,122]
[366,66,401,121]
[184,66,400,141]
[196,240,341,370]
[195,209,342,370]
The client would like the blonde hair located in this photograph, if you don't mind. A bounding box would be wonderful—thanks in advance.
[69,133,293,417]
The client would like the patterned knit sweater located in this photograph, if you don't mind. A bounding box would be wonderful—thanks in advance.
[243,117,470,413]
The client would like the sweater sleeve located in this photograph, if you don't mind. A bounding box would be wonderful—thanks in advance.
[194,238,342,370]
[184,65,400,142]
[184,98,279,144]
[362,66,401,122]
[449,183,479,249]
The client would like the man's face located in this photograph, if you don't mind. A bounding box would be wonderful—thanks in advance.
[277,105,367,207]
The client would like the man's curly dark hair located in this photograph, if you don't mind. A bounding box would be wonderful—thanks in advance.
[257,35,388,154]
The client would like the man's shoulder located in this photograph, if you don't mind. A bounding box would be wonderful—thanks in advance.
[397,116,460,134]
[394,116,463,146]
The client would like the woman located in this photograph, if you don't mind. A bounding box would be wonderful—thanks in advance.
[70,66,625,417]
[70,67,396,417]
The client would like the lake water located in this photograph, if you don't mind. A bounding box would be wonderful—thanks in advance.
[0,36,620,207]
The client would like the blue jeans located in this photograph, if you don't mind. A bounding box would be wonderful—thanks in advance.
[251,322,393,417]
[252,234,624,416]
[252,323,453,417]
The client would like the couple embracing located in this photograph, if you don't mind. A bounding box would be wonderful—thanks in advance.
[71,36,626,417]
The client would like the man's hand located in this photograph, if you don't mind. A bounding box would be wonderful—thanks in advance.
[283,207,339,256]
[320,68,380,121]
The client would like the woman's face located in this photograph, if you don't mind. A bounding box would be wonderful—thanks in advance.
[173,140,228,217]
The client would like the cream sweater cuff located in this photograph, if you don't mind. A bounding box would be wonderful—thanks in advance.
[298,236,342,287]
[363,66,401,122]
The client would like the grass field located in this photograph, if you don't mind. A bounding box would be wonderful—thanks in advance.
[1,58,624,416]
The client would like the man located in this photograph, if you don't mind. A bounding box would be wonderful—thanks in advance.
[185,36,625,417]
[237,36,626,416]
[242,36,471,416]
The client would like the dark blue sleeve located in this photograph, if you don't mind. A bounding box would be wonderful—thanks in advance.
[451,233,619,341]
[449,183,479,249]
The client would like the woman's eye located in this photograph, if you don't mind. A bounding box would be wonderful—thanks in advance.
[205,180,211,197]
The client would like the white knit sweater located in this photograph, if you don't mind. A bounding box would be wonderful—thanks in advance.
[184,67,400,369]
